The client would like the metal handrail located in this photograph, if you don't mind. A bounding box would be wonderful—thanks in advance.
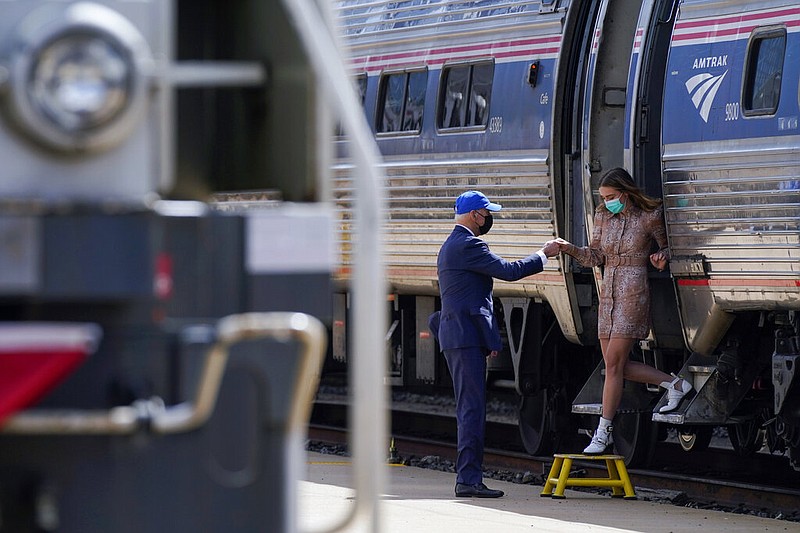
[1,312,327,437]
[281,0,388,532]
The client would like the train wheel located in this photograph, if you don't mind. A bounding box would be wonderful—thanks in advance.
[613,412,656,467]
[677,426,713,452]
[519,390,554,456]
[789,445,800,472]
[728,421,765,456]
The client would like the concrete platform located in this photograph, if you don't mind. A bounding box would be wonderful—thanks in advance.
[299,452,796,532]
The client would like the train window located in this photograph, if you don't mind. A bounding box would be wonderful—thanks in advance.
[356,74,368,105]
[336,74,368,138]
[742,29,786,116]
[403,71,427,131]
[377,69,428,134]
[438,62,494,131]
[380,74,405,132]
[441,65,469,128]
[469,63,493,127]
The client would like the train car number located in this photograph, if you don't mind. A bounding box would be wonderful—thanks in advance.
[489,116,503,133]
[725,102,739,122]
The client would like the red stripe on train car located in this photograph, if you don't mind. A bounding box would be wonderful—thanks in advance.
[677,279,800,287]
[350,35,562,66]
[358,48,562,73]
[673,6,800,31]
[672,20,800,44]
[383,268,567,283]
[677,279,709,286]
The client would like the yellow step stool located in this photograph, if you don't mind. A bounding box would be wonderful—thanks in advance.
[541,454,636,500]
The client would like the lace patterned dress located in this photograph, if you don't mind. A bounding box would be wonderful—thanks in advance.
[563,205,669,339]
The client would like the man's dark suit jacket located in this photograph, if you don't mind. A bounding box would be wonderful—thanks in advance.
[429,225,545,352]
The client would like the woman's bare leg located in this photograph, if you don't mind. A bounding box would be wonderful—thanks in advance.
[623,359,673,386]
[599,337,636,418]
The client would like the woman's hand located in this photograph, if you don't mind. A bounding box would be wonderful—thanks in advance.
[650,250,668,271]
[541,239,569,257]
[553,238,570,251]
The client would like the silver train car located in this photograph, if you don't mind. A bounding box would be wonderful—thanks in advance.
[0,1,332,531]
[331,0,800,468]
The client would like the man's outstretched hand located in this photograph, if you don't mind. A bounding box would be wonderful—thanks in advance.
[541,240,562,258]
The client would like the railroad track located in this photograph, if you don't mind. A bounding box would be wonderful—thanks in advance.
[309,400,800,521]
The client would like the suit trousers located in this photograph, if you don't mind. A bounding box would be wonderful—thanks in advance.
[443,346,487,485]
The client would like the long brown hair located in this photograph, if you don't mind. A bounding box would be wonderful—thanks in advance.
[598,167,661,212]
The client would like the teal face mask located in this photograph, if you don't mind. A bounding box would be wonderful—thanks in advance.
[605,197,624,214]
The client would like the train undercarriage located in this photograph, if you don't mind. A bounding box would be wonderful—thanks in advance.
[334,292,800,471]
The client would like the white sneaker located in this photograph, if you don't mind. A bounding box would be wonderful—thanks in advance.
[583,426,613,455]
[659,374,692,413]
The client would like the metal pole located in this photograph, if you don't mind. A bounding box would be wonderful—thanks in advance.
[280,1,388,532]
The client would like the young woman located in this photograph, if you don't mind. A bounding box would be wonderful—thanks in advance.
[555,168,692,454]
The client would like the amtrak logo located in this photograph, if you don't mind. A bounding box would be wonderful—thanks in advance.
[685,71,728,123]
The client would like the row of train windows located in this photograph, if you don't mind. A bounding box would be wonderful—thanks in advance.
[354,62,494,135]
[352,29,786,135]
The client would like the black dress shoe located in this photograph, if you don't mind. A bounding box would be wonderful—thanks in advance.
[455,482,504,498]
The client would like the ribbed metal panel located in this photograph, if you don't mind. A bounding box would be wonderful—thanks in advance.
[675,0,787,20]
[335,0,564,78]
[336,0,554,40]
[663,136,800,288]
[332,150,559,295]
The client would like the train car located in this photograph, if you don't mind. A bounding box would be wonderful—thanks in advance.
[650,0,799,460]
[331,0,800,469]
[0,1,334,531]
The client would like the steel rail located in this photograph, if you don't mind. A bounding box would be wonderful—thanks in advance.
[310,401,800,519]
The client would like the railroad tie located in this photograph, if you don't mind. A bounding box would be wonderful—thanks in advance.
[540,454,636,500]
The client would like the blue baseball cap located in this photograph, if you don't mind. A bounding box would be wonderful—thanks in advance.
[454,190,502,214]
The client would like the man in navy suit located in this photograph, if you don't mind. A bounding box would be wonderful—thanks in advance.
[429,190,559,498]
